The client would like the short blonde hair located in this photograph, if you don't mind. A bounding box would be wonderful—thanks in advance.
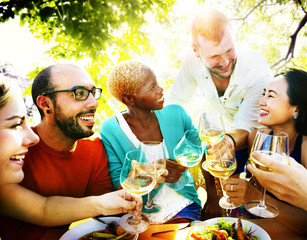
[107,60,150,103]
[0,75,15,110]
[191,7,231,46]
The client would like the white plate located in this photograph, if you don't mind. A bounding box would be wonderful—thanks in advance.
[189,217,271,240]
[60,216,138,240]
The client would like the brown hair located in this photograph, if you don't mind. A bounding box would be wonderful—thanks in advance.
[107,59,150,103]
[191,8,231,46]
[0,75,16,110]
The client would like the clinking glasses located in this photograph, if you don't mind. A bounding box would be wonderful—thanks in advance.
[42,86,102,101]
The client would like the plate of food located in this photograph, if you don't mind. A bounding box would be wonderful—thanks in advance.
[60,216,138,240]
[189,217,271,240]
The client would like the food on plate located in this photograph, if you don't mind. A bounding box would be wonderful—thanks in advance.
[190,218,259,240]
[79,221,135,240]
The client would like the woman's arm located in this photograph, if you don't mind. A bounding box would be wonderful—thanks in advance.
[0,184,142,226]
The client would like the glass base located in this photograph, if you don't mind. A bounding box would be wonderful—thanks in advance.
[119,213,150,233]
[245,200,279,218]
[219,196,240,209]
[142,203,161,213]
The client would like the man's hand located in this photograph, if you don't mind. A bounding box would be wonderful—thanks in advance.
[97,189,142,220]
[165,159,187,183]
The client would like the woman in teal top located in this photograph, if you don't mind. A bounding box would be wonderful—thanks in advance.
[100,60,201,222]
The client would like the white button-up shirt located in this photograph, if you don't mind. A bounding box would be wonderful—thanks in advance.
[165,47,272,132]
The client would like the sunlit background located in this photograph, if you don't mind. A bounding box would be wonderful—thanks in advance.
[0,0,306,127]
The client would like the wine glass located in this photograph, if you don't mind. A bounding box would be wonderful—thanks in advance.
[245,129,289,218]
[199,111,225,170]
[139,141,167,213]
[205,141,239,209]
[119,150,157,233]
[198,111,225,145]
[172,129,204,190]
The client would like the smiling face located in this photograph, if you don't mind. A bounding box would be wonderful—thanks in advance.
[196,28,237,79]
[51,66,99,140]
[258,75,297,127]
[133,68,164,110]
[0,95,39,185]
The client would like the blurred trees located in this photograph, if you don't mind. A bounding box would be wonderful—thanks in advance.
[0,0,306,126]
[0,0,175,126]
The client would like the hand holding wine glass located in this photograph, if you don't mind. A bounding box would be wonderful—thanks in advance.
[245,129,289,218]
[205,141,239,209]
[119,150,157,233]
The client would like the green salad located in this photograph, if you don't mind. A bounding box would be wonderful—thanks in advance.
[190,218,260,240]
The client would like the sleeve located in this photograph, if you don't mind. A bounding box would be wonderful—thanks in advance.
[87,139,114,196]
[231,52,272,132]
[231,76,268,132]
[99,119,133,190]
[165,49,199,106]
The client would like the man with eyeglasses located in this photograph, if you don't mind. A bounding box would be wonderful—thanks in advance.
[0,64,142,239]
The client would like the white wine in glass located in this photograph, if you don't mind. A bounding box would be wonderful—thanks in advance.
[171,129,204,190]
[119,150,157,233]
[199,111,225,171]
[139,141,167,213]
[206,141,239,209]
[199,111,225,145]
[245,129,289,218]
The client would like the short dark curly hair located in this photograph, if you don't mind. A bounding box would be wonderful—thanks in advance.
[107,60,151,103]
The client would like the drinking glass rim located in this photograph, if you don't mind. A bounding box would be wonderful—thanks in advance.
[184,129,203,148]
[257,128,289,137]
[125,150,143,161]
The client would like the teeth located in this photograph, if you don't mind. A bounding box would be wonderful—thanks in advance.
[80,116,94,121]
[260,109,269,115]
[11,155,25,160]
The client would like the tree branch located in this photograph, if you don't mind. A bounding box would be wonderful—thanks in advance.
[271,12,307,69]
[232,0,267,21]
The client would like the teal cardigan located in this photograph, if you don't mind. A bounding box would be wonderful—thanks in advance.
[100,104,201,207]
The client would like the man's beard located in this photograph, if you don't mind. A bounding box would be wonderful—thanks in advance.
[54,103,94,141]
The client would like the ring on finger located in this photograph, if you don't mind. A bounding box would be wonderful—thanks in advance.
[230,184,234,192]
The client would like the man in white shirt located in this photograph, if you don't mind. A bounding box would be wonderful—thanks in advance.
[165,7,272,151]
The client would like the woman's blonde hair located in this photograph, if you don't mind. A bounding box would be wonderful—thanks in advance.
[191,7,231,46]
[0,75,15,110]
[107,59,150,103]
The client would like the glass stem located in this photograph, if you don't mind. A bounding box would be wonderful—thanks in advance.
[145,192,153,209]
[220,178,229,199]
[258,187,267,208]
[128,215,140,225]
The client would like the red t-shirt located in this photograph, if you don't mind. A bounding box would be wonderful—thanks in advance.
[0,131,114,239]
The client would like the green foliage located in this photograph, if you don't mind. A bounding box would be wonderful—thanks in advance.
[0,0,175,61]
[0,0,175,126]
[1,0,307,128]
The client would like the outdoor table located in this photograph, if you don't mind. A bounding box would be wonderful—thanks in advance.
[138,218,306,240]
[41,218,307,239]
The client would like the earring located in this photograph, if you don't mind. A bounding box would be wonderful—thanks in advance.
[293,112,298,119]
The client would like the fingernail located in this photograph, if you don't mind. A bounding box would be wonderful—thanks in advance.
[129,201,136,209]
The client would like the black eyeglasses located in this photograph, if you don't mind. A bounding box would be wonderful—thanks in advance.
[42,86,102,101]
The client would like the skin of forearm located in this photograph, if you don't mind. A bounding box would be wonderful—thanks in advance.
[226,129,248,150]
[0,184,101,226]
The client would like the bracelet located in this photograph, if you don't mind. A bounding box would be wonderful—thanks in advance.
[225,133,236,149]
